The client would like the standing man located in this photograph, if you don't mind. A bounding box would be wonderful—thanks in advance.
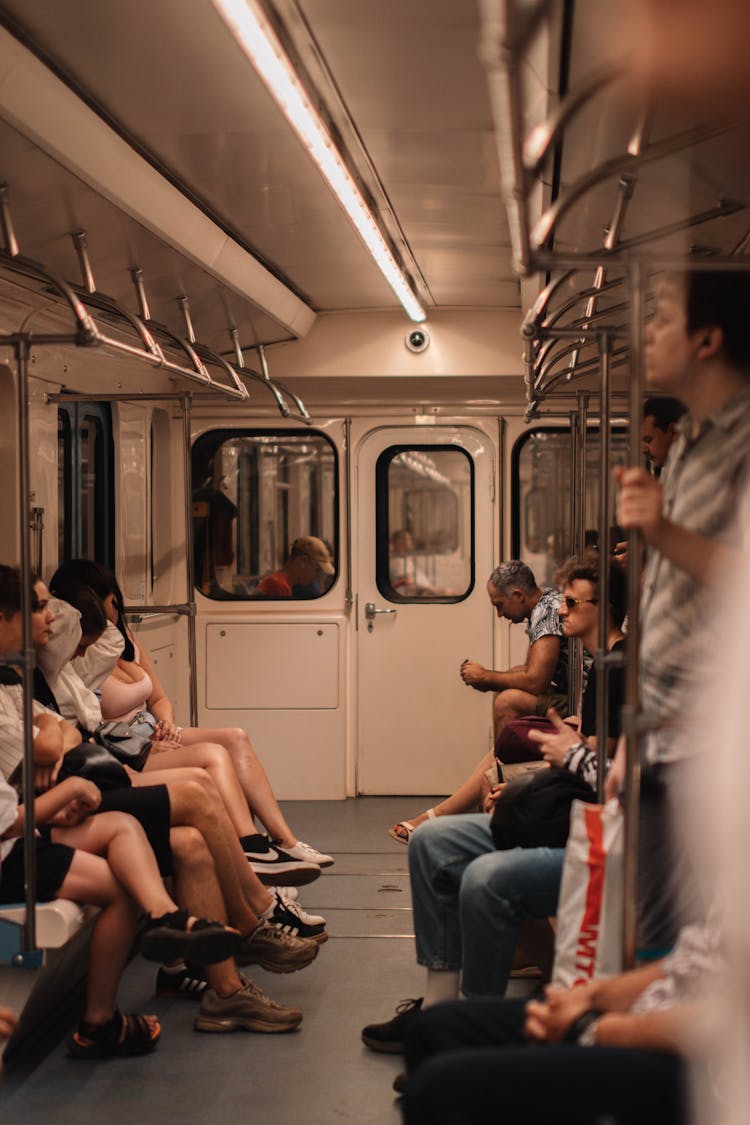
[616,270,750,953]
[460,560,569,737]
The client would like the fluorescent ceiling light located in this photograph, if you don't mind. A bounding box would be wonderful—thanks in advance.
[212,0,427,323]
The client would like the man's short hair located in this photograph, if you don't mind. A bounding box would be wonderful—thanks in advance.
[489,560,537,595]
[642,396,686,430]
[660,270,750,374]
[553,555,627,629]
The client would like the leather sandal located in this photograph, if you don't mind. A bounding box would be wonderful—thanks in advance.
[387,808,436,845]
[68,1011,161,1059]
[140,910,240,966]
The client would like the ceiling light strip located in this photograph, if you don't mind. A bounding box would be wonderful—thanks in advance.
[212,0,426,322]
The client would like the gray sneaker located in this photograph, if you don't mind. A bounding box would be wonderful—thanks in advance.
[235,921,319,973]
[194,974,302,1034]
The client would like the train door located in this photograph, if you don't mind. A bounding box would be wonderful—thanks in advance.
[356,425,496,795]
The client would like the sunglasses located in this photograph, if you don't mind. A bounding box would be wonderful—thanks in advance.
[563,596,598,610]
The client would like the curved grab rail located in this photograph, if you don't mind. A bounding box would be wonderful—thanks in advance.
[0,250,99,344]
[272,378,311,423]
[72,286,165,366]
[236,363,291,416]
[530,121,733,252]
[523,60,630,178]
[190,340,249,402]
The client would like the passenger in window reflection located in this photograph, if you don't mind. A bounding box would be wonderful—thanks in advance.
[256,536,334,598]
[291,539,336,598]
[389,529,442,597]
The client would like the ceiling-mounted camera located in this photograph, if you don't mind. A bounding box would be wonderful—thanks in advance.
[405,328,430,353]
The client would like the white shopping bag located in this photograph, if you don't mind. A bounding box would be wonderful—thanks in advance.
[552,798,624,988]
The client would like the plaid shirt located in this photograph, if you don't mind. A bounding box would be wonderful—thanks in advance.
[640,385,750,764]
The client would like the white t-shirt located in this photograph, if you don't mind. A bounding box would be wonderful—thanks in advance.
[0,773,19,862]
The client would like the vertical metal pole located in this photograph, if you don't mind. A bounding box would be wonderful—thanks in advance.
[568,393,589,717]
[181,395,199,727]
[17,338,37,953]
[622,262,645,970]
[568,409,581,716]
[343,418,353,611]
[595,333,612,802]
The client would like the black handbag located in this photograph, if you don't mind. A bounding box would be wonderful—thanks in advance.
[58,741,132,791]
[490,768,597,850]
[93,721,152,771]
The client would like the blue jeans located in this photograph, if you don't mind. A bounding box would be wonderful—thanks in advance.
[408,815,564,997]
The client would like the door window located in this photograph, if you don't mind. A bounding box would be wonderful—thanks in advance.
[57,403,114,567]
[376,445,474,602]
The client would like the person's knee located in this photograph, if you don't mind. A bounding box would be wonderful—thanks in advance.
[493,689,528,722]
[223,727,250,754]
[170,825,211,870]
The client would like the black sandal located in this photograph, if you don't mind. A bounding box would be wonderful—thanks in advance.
[140,910,240,966]
[68,1011,161,1059]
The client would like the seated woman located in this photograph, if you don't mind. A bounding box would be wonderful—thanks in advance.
[0,769,239,1057]
[51,560,333,875]
[391,555,625,846]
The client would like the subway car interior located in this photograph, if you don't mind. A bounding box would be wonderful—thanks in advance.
[0,0,748,1121]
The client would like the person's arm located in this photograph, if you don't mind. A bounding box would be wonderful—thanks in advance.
[616,466,736,583]
[593,1003,705,1054]
[3,776,102,837]
[133,635,176,727]
[461,635,561,694]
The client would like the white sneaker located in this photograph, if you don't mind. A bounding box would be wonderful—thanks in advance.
[274,888,326,927]
[283,839,334,867]
[270,885,299,902]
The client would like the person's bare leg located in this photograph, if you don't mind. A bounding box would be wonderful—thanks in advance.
[53,811,178,919]
[133,768,274,929]
[143,742,256,837]
[389,750,496,841]
[57,851,147,1025]
[492,688,539,740]
[170,826,246,997]
[180,726,297,847]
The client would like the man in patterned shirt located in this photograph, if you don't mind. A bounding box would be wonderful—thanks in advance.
[460,560,569,736]
[616,269,750,954]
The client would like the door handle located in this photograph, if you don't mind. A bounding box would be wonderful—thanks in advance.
[364,602,397,632]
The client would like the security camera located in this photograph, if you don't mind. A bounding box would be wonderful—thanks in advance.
[405,328,430,354]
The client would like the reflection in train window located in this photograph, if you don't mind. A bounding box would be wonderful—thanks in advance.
[376,446,474,602]
[56,403,114,567]
[191,429,337,599]
[512,427,628,585]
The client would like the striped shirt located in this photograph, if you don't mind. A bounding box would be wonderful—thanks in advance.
[0,677,62,783]
[640,385,750,764]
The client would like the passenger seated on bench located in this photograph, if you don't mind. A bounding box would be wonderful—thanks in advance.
[398,910,719,1123]
[0,568,327,954]
[0,768,239,1057]
[363,557,625,1052]
[389,559,571,844]
[51,560,334,876]
[0,567,320,1030]
[255,535,334,598]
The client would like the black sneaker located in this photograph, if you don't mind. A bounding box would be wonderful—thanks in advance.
[240,834,320,887]
[156,964,208,1000]
[361,997,424,1054]
[267,892,327,943]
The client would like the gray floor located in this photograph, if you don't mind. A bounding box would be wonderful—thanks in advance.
[0,798,449,1122]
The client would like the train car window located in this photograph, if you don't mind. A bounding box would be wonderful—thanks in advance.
[192,429,338,599]
[149,409,172,596]
[56,403,114,568]
[512,427,629,584]
[376,445,474,603]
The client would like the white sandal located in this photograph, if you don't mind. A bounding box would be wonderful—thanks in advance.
[387,808,436,845]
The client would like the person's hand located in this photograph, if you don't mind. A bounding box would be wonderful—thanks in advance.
[0,1006,18,1041]
[525,983,595,1043]
[605,736,626,802]
[460,660,489,690]
[483,782,507,813]
[615,466,664,544]
[528,708,583,768]
[153,719,182,744]
[33,757,63,792]
[48,777,101,826]
[149,736,181,754]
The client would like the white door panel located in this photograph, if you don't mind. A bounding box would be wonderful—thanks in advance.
[356,425,496,795]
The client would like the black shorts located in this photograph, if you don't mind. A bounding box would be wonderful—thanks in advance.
[0,836,76,904]
[96,784,173,876]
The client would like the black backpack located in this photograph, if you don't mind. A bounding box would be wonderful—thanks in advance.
[490,768,596,850]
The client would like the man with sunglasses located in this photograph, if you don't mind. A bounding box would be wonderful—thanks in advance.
[362,558,626,1057]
